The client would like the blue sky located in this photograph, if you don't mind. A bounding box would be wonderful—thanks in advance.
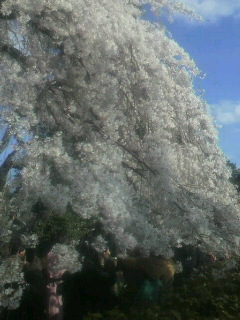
[146,0,240,166]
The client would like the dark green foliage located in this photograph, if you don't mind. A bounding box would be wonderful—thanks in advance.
[226,160,240,193]
[35,214,66,243]
[84,256,240,320]
[34,213,98,245]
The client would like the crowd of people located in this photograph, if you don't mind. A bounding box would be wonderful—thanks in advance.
[0,242,216,320]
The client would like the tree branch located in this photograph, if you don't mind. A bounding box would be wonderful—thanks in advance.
[121,161,147,179]
[80,109,159,177]
[0,44,28,69]
[116,141,158,176]
[28,20,54,37]
[0,127,11,154]
[0,150,17,191]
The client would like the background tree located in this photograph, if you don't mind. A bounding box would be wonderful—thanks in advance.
[0,0,239,266]
[226,160,240,193]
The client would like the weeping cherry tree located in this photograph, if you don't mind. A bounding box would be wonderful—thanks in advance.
[0,0,240,267]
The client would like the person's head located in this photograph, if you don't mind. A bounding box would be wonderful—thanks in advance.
[18,249,26,260]
[103,248,111,259]
[97,248,110,266]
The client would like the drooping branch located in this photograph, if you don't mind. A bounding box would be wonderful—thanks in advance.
[78,57,91,83]
[0,150,17,191]
[0,44,28,69]
[116,141,158,176]
[80,108,159,177]
[28,19,54,38]
[35,80,81,130]
[37,79,73,102]
[0,127,11,154]
[121,161,147,179]
[172,200,214,242]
